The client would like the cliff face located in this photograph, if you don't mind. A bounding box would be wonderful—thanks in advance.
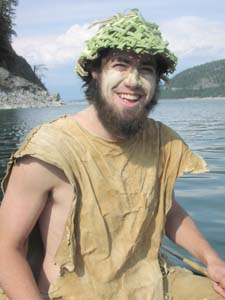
[0,42,63,109]
[0,42,46,89]
[0,0,63,108]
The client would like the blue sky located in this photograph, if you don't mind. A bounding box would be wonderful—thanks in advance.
[12,0,225,101]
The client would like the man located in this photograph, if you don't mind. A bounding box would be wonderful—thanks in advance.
[0,9,225,300]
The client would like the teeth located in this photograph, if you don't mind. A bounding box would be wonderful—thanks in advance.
[119,93,140,101]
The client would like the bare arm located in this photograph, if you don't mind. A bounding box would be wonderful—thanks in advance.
[0,157,59,300]
[165,193,225,298]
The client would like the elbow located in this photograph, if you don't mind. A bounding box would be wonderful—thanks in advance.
[0,240,26,261]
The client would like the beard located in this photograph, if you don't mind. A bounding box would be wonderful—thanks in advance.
[85,79,159,139]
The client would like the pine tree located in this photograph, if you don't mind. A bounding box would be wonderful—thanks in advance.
[0,0,18,50]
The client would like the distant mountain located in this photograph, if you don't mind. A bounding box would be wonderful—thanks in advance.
[160,59,225,99]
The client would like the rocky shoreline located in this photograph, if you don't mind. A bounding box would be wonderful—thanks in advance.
[0,66,63,110]
[0,89,63,110]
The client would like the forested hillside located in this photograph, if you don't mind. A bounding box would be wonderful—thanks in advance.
[0,0,17,47]
[0,0,63,108]
[161,59,225,98]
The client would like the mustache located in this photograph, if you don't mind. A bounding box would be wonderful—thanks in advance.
[113,85,146,96]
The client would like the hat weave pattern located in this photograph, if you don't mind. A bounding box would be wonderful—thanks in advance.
[76,9,177,79]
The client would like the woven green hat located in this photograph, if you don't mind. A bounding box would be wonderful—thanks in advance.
[76,9,177,80]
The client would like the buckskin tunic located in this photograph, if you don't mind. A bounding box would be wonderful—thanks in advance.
[1,116,213,300]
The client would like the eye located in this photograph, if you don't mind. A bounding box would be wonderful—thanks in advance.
[140,65,156,75]
[112,62,129,71]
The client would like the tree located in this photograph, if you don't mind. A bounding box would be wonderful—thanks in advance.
[33,64,48,81]
[0,0,18,49]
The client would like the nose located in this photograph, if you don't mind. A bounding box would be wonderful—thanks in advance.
[124,68,141,87]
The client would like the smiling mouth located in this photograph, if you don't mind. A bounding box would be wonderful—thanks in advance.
[117,93,142,103]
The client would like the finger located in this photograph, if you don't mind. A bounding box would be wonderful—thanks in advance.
[213,276,225,290]
[212,282,225,299]
[219,278,225,290]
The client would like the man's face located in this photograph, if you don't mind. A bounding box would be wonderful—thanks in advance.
[91,50,158,138]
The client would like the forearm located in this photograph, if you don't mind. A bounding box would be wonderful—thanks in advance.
[165,199,221,266]
[0,246,43,300]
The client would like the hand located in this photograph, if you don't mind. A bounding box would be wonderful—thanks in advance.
[206,258,225,299]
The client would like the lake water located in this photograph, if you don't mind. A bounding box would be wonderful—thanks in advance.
[0,98,225,263]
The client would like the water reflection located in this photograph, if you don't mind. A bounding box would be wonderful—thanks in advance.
[0,110,24,180]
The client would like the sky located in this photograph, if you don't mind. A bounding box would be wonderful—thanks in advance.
[12,0,225,101]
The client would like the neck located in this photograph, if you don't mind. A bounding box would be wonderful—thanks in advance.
[73,105,126,142]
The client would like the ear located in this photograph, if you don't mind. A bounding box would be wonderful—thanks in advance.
[91,71,99,80]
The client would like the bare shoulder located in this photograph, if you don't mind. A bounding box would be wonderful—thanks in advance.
[4,155,67,196]
[0,156,70,245]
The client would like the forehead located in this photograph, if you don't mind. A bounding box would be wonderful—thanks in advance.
[104,49,157,66]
